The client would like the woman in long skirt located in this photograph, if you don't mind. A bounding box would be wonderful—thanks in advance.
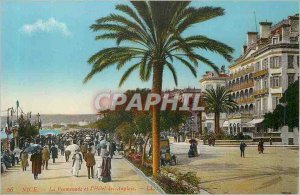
[20,149,29,171]
[72,150,82,177]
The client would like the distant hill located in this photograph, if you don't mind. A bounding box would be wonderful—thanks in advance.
[0,114,99,127]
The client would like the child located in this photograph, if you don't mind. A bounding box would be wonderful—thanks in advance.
[95,162,101,181]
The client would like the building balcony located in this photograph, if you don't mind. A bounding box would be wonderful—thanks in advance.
[230,67,254,79]
[229,80,254,91]
[236,97,255,104]
[253,88,269,96]
[228,113,253,119]
[253,69,268,78]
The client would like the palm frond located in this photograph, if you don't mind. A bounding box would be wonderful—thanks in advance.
[166,62,178,86]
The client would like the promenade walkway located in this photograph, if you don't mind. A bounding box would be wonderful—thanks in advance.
[1,154,158,194]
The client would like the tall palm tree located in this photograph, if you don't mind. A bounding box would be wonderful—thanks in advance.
[84,1,234,176]
[204,86,238,134]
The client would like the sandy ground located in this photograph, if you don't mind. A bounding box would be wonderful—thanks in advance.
[171,143,299,194]
[1,154,158,194]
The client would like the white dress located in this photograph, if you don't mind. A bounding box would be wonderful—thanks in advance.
[72,153,82,176]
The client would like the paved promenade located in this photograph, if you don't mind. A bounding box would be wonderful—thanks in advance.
[171,143,299,194]
[1,154,158,194]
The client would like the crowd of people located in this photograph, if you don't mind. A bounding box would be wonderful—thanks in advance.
[1,129,122,182]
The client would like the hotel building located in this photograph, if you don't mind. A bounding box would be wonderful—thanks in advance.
[227,14,299,136]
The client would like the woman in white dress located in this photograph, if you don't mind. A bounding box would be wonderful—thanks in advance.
[72,150,82,177]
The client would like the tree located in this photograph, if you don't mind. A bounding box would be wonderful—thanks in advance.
[84,2,233,176]
[18,114,39,138]
[263,80,299,129]
[204,86,237,134]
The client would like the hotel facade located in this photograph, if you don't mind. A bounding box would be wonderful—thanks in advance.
[227,14,299,137]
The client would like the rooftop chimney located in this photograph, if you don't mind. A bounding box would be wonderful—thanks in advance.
[259,22,272,39]
[247,32,258,46]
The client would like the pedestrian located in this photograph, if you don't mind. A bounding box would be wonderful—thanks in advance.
[13,147,21,165]
[240,141,247,158]
[20,149,29,171]
[72,149,82,177]
[42,146,50,170]
[60,143,65,156]
[100,152,112,182]
[80,143,87,159]
[95,162,101,181]
[65,150,71,162]
[84,148,95,179]
[30,149,43,180]
[50,144,58,163]
[258,138,264,154]
[269,137,272,145]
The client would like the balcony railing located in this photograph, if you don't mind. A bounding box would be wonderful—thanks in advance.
[236,97,255,104]
[230,67,254,79]
[227,113,253,119]
[253,69,268,78]
[229,80,254,91]
[253,88,269,96]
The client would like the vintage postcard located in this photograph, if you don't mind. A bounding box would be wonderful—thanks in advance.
[0,0,299,194]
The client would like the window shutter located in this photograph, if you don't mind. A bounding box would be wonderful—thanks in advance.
[270,77,273,88]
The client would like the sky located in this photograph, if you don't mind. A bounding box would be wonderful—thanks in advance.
[0,0,298,115]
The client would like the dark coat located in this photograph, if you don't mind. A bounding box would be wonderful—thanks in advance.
[30,153,42,174]
[84,152,95,167]
[240,142,247,151]
[101,156,111,178]
[50,146,58,158]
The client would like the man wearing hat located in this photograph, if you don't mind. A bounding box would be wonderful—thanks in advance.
[84,147,95,179]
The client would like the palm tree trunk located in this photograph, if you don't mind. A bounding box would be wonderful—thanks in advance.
[215,112,220,134]
[199,111,202,136]
[151,62,163,177]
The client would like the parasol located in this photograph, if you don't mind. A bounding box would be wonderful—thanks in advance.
[66,144,79,153]
[25,144,42,154]
[189,139,198,144]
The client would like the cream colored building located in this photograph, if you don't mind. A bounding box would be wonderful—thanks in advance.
[200,70,229,133]
[227,14,299,139]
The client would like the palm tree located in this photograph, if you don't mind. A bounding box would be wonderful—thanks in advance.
[84,1,234,176]
[204,86,238,134]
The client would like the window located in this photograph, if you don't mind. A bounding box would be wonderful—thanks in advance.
[263,98,268,114]
[255,62,260,71]
[270,76,281,88]
[288,55,294,68]
[272,37,279,44]
[207,123,212,130]
[262,58,268,69]
[263,77,268,89]
[255,80,260,90]
[270,56,281,68]
[288,74,294,85]
[256,100,261,115]
[297,56,299,67]
[272,96,280,110]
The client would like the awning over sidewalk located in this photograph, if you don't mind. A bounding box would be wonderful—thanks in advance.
[222,121,229,127]
[247,119,264,125]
